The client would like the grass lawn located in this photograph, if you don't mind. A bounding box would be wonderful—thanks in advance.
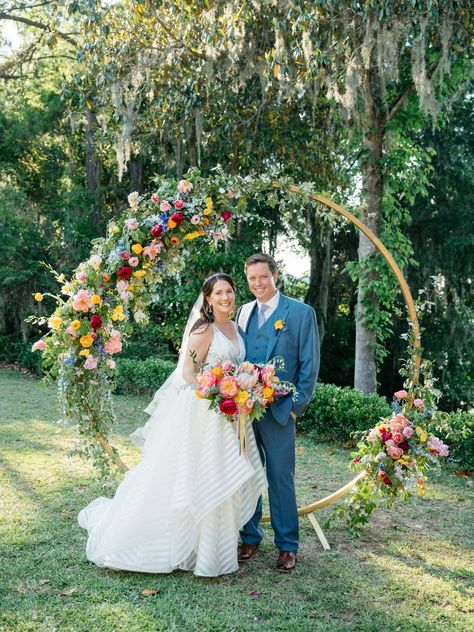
[0,368,473,632]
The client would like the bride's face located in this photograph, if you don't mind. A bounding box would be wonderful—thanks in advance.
[206,280,235,318]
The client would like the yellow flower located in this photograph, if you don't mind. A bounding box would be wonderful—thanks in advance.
[90,294,102,305]
[235,390,250,406]
[212,367,223,377]
[71,320,81,330]
[131,243,143,254]
[79,348,90,357]
[274,320,285,330]
[205,197,213,209]
[48,316,62,330]
[112,226,120,234]
[62,285,71,294]
[262,386,274,399]
[203,208,212,216]
[167,219,177,229]
[34,293,43,302]
[133,270,146,278]
[57,274,65,283]
[142,262,151,269]
[79,334,94,348]
[114,305,124,314]
[184,231,200,240]
[415,426,427,442]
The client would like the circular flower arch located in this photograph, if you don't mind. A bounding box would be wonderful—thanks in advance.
[31,168,448,532]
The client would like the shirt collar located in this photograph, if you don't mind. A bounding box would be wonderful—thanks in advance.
[257,290,280,311]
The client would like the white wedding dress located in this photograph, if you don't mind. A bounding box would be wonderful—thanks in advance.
[78,323,267,576]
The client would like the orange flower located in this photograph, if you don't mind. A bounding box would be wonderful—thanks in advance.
[131,243,143,254]
[167,219,177,229]
[219,376,239,398]
[79,334,94,348]
[102,273,110,282]
[212,366,223,377]
[262,386,274,399]
[170,236,180,246]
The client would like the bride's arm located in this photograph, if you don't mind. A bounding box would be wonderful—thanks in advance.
[182,326,214,384]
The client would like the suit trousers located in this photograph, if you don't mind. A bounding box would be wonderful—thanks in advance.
[240,410,299,552]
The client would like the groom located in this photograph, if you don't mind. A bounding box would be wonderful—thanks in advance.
[237,253,320,572]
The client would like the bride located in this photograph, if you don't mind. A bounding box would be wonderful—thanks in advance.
[78,273,267,577]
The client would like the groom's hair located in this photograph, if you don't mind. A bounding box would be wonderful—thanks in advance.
[244,253,277,275]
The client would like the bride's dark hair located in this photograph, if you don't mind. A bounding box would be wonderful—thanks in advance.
[190,273,236,334]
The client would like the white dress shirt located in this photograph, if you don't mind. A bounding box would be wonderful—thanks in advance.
[257,290,280,325]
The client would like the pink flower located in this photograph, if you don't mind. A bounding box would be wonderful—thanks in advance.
[227,190,236,198]
[191,215,200,225]
[66,326,77,338]
[387,444,404,459]
[177,179,193,193]
[427,436,449,457]
[392,432,403,444]
[403,426,414,438]
[116,280,129,293]
[84,354,98,370]
[235,361,259,390]
[221,210,232,222]
[151,192,160,203]
[221,360,233,373]
[197,370,218,394]
[160,200,172,212]
[368,428,379,442]
[129,256,139,267]
[174,199,184,209]
[120,250,131,260]
[106,359,116,369]
[32,340,46,351]
[105,330,122,354]
[260,365,276,387]
[143,241,162,259]
[414,398,425,408]
[75,271,86,283]
[125,218,138,230]
[394,389,408,400]
[73,289,93,313]
[390,414,409,432]
[219,376,239,398]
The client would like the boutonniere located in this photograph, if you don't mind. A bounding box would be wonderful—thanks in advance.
[274,319,286,331]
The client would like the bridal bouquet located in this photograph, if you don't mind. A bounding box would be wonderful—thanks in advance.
[195,358,296,453]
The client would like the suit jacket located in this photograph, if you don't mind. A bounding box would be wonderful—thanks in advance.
[237,293,320,424]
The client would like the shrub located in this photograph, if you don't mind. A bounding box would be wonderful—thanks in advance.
[298,383,391,444]
[428,410,474,471]
[115,357,176,396]
[0,332,43,376]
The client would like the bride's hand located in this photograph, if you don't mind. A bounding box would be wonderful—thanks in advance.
[182,326,214,384]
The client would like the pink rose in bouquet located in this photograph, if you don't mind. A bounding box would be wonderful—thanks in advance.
[84,355,98,370]
[73,289,93,313]
[427,436,449,457]
[197,370,218,395]
[105,330,122,354]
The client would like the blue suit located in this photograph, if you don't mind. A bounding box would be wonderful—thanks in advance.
[238,293,319,552]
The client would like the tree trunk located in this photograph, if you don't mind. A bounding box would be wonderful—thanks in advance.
[85,110,101,227]
[354,126,383,393]
[305,215,331,345]
[129,158,143,193]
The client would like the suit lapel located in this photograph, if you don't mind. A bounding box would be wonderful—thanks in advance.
[238,301,257,333]
[265,295,290,360]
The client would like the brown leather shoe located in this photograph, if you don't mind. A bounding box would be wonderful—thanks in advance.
[238,543,259,562]
[276,551,297,572]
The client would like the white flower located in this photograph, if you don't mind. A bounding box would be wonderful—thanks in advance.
[128,191,140,208]
[133,309,147,324]
[89,255,102,271]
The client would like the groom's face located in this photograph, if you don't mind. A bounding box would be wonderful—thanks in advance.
[246,262,278,304]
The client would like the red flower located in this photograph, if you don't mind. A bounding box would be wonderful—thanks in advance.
[219,399,238,415]
[117,265,132,280]
[222,210,232,222]
[170,212,184,224]
[377,470,392,486]
[90,315,102,330]
[380,431,392,443]
[151,224,163,238]
[398,440,409,452]
[120,250,130,260]
[174,199,184,209]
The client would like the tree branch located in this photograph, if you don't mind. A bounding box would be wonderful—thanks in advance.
[0,12,78,46]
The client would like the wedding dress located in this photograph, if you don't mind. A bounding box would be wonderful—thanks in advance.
[78,320,267,577]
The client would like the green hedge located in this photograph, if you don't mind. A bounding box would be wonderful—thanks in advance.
[114,357,176,395]
[298,383,392,443]
[428,410,474,471]
[0,333,43,376]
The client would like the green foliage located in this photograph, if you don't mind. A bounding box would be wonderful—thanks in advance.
[0,333,43,376]
[299,383,391,443]
[429,410,474,471]
[114,357,176,396]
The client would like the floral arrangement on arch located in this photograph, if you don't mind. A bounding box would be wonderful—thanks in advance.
[29,172,243,472]
[336,341,450,530]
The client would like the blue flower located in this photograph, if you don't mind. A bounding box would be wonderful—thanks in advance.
[391,398,402,413]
